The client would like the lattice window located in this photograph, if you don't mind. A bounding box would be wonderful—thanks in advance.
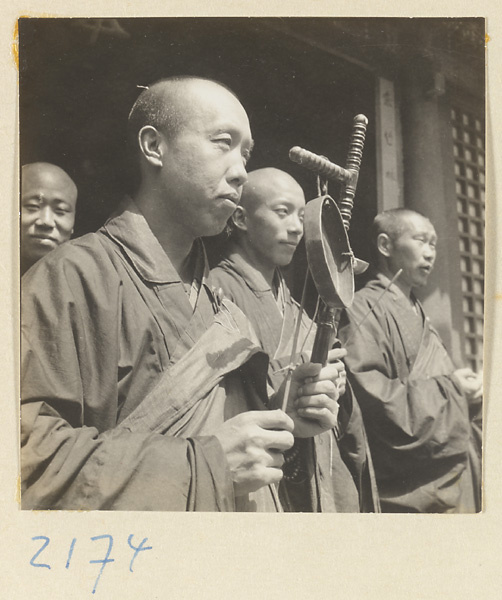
[451,107,485,372]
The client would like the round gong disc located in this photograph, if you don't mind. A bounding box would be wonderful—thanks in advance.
[303,195,354,309]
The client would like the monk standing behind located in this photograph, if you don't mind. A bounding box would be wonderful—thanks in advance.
[338,208,482,513]
[20,162,77,276]
[211,167,379,512]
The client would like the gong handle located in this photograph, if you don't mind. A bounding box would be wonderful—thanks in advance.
[289,147,351,184]
[311,302,337,366]
[339,114,368,231]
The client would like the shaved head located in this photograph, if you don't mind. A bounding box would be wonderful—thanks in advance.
[128,76,252,244]
[371,207,437,295]
[128,76,239,147]
[22,162,77,197]
[239,168,304,214]
[228,168,305,275]
[371,208,430,260]
[127,77,249,198]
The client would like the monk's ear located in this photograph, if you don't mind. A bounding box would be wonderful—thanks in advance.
[231,206,248,232]
[138,126,164,167]
[377,232,393,258]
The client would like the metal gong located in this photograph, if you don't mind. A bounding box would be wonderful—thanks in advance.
[303,194,354,309]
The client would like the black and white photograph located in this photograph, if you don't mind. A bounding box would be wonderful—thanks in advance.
[18,16,485,513]
[3,5,502,598]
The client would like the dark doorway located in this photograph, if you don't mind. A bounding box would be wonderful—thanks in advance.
[19,17,377,303]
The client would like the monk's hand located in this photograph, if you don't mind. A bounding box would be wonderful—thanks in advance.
[327,347,348,397]
[272,362,340,438]
[213,410,294,497]
[452,368,483,404]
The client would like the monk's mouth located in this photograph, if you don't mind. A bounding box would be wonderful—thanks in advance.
[31,235,57,244]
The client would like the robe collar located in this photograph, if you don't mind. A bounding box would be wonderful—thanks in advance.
[218,249,283,297]
[373,272,421,310]
[102,197,209,286]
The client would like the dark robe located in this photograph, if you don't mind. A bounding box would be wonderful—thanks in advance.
[338,273,482,513]
[211,250,380,512]
[21,199,280,511]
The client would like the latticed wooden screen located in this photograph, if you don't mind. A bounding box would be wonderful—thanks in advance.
[451,107,485,372]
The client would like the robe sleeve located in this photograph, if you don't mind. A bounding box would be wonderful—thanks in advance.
[21,246,234,511]
[338,300,471,482]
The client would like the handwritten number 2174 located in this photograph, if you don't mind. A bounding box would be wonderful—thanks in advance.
[30,535,152,593]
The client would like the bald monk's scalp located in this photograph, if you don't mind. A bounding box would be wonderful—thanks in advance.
[372,208,430,246]
[128,76,239,147]
[240,168,305,214]
[22,162,78,199]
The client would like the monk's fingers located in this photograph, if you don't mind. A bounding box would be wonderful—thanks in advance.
[250,409,295,432]
[295,392,339,411]
[241,445,287,468]
[267,449,286,469]
[291,362,322,383]
[473,385,483,400]
[233,463,285,496]
[295,405,339,429]
[329,361,346,378]
[301,363,344,385]
[454,371,482,398]
[455,367,477,378]
[215,413,296,497]
[319,362,346,384]
[227,409,294,433]
[336,371,347,390]
[239,424,294,453]
[261,429,295,453]
[297,379,339,401]
[264,466,285,486]
[327,347,347,363]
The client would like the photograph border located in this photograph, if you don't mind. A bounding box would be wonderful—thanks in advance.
[2,3,501,598]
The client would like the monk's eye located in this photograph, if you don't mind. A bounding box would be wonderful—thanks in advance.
[23,203,40,212]
[214,135,232,148]
[274,208,288,217]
